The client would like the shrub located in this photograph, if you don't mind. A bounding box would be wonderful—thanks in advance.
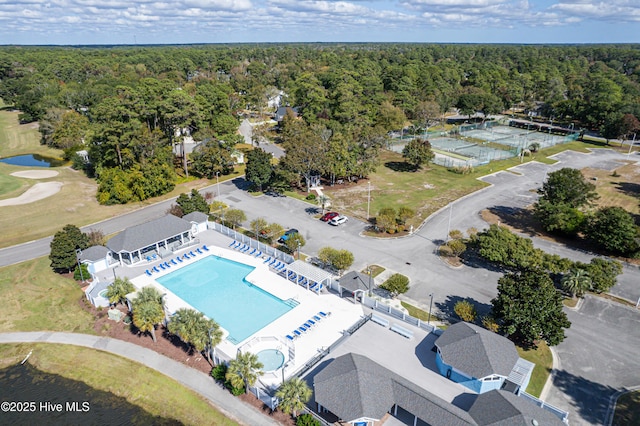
[305,194,316,201]
[380,273,410,297]
[74,264,90,281]
[296,414,321,426]
[228,384,245,396]
[454,300,477,322]
[211,364,227,382]
[482,316,499,333]
[438,245,454,257]
[449,229,464,240]
[447,239,467,257]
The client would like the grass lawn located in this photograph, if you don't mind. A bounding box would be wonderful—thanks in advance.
[581,162,640,215]
[0,343,237,426]
[516,341,553,398]
[361,264,385,278]
[400,301,438,323]
[325,136,620,232]
[0,257,95,333]
[0,110,62,158]
[613,390,640,425]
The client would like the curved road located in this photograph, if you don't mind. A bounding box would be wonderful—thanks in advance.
[0,332,279,426]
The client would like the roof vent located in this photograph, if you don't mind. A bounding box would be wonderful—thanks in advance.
[532,420,539,426]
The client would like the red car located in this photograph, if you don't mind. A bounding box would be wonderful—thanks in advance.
[320,212,339,222]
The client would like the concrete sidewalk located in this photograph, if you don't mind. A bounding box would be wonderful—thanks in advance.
[0,332,280,426]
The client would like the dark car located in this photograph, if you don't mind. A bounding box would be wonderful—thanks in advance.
[277,229,299,243]
[320,212,339,222]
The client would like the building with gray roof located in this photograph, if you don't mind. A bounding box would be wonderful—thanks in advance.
[106,215,195,266]
[337,270,374,298]
[313,353,564,426]
[434,322,523,394]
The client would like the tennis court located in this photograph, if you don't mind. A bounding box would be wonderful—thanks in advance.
[389,120,579,166]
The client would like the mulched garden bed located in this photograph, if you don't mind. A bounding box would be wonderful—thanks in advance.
[77,296,296,425]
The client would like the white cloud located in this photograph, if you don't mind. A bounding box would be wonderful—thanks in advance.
[0,0,637,44]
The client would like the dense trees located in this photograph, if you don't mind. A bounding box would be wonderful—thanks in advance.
[402,138,435,170]
[585,206,639,255]
[49,224,90,272]
[176,189,209,216]
[492,270,571,347]
[534,168,597,236]
[2,44,639,201]
[245,148,273,191]
[533,168,639,256]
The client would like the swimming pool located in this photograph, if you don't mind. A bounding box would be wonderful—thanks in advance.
[257,349,285,371]
[156,256,293,344]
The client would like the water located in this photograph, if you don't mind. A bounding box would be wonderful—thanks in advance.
[0,154,64,167]
[0,363,180,425]
[256,349,284,371]
[156,256,293,344]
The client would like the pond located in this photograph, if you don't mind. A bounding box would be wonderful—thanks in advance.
[0,154,65,167]
[0,363,180,425]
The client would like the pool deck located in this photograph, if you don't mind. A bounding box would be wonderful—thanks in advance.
[113,230,364,389]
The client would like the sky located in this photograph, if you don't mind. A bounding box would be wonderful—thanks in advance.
[0,0,638,45]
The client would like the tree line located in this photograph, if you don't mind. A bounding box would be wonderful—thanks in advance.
[2,44,640,202]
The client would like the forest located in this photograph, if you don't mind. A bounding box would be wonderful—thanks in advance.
[1,44,639,204]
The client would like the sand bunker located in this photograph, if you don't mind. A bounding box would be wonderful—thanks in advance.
[0,182,63,207]
[10,170,59,179]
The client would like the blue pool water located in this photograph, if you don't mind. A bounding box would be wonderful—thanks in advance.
[257,349,285,371]
[156,256,293,344]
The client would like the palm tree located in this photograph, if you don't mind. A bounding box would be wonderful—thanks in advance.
[225,351,264,393]
[132,298,165,343]
[168,308,222,366]
[317,194,329,215]
[136,285,164,305]
[275,377,312,418]
[561,268,591,298]
[105,277,135,306]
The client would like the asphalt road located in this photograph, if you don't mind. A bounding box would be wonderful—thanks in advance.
[544,296,640,425]
[1,147,639,425]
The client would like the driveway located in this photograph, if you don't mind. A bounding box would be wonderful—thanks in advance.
[543,296,640,425]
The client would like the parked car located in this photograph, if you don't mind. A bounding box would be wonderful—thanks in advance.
[277,228,299,243]
[320,211,339,222]
[329,215,348,226]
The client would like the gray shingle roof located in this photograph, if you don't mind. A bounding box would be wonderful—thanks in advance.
[78,245,109,262]
[338,271,373,293]
[314,353,476,425]
[435,322,519,378]
[182,211,208,223]
[106,215,192,253]
[469,390,565,426]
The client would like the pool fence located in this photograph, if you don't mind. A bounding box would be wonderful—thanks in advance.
[208,221,295,264]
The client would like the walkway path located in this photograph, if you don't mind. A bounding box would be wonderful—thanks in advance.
[0,332,280,426]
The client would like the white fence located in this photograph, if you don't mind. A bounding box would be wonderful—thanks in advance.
[208,221,295,264]
[360,294,440,334]
[520,391,570,424]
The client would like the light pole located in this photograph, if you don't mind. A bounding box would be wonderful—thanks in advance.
[297,240,301,260]
[367,266,372,297]
[628,133,636,155]
[216,172,221,199]
[75,249,85,283]
[428,293,434,325]
[367,181,371,220]
[446,204,453,242]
